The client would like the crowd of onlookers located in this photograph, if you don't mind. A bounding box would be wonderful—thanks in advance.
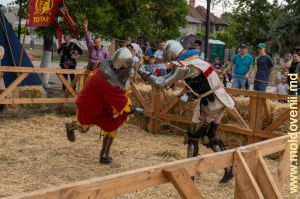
[1,18,300,98]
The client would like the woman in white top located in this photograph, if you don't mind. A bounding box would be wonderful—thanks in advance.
[0,46,5,91]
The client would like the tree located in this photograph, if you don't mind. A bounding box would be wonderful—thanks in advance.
[229,0,282,48]
[265,0,300,54]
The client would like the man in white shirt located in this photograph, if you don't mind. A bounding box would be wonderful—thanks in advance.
[154,41,166,70]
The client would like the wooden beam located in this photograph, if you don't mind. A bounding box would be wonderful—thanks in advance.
[262,99,272,121]
[248,97,260,144]
[234,151,263,199]
[0,73,29,100]
[274,143,292,190]
[161,88,186,114]
[7,134,298,199]
[0,98,76,104]
[164,168,204,199]
[7,150,235,199]
[65,75,80,98]
[264,104,300,132]
[219,124,252,136]
[0,66,86,74]
[225,88,300,101]
[130,82,147,109]
[57,74,77,97]
[148,87,162,133]
[256,151,281,199]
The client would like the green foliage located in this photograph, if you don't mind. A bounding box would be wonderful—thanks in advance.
[228,0,282,49]
[265,0,300,54]
[11,0,188,43]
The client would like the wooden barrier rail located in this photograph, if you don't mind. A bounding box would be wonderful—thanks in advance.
[1,67,299,144]
[4,134,299,199]
[0,67,87,104]
[130,82,300,144]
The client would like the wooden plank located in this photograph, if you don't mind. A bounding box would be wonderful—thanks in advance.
[149,87,162,133]
[219,124,253,136]
[0,66,86,74]
[130,82,147,109]
[164,168,204,199]
[78,75,85,91]
[248,97,260,144]
[234,151,263,199]
[65,75,80,98]
[7,149,235,199]
[225,87,300,101]
[256,151,281,199]
[7,134,299,199]
[161,88,186,114]
[262,99,272,121]
[246,134,300,156]
[0,98,76,104]
[0,73,29,100]
[274,143,292,189]
[57,74,77,97]
[264,104,300,131]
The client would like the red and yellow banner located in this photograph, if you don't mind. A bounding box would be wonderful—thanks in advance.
[27,0,54,27]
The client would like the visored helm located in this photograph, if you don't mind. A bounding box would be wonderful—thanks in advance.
[164,40,184,62]
[112,47,133,70]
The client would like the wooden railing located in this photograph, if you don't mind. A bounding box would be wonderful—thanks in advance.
[4,134,299,199]
[130,82,300,144]
[0,67,87,104]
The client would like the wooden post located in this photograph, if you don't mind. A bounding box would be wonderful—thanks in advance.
[164,168,204,199]
[233,150,263,199]
[147,86,162,134]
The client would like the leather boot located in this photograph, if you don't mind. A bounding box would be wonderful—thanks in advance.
[65,122,77,142]
[100,136,114,164]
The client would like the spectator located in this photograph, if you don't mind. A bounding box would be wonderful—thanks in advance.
[154,41,167,71]
[57,34,83,90]
[84,19,109,71]
[224,44,254,90]
[146,56,168,77]
[145,56,156,73]
[253,43,274,92]
[287,47,300,95]
[275,65,288,84]
[276,77,289,95]
[213,57,222,70]
[224,58,232,82]
[294,50,300,95]
[0,45,5,112]
[194,40,205,59]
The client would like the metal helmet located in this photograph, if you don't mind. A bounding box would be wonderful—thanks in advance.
[164,40,184,62]
[131,43,143,58]
[112,47,133,70]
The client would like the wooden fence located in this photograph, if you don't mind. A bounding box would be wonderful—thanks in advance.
[130,81,300,144]
[0,66,87,104]
[4,134,299,199]
[1,67,299,145]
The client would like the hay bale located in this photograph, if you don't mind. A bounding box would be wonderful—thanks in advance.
[11,86,46,98]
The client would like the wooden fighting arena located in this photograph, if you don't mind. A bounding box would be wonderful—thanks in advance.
[0,67,299,198]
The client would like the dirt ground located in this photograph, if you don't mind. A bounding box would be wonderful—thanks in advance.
[0,105,298,199]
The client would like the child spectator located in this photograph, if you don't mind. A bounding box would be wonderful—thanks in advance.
[276,65,288,84]
[276,77,289,95]
[213,57,222,70]
[145,56,167,77]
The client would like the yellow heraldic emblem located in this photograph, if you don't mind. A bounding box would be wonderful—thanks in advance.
[34,0,54,15]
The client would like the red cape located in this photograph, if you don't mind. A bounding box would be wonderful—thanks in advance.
[76,68,128,132]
